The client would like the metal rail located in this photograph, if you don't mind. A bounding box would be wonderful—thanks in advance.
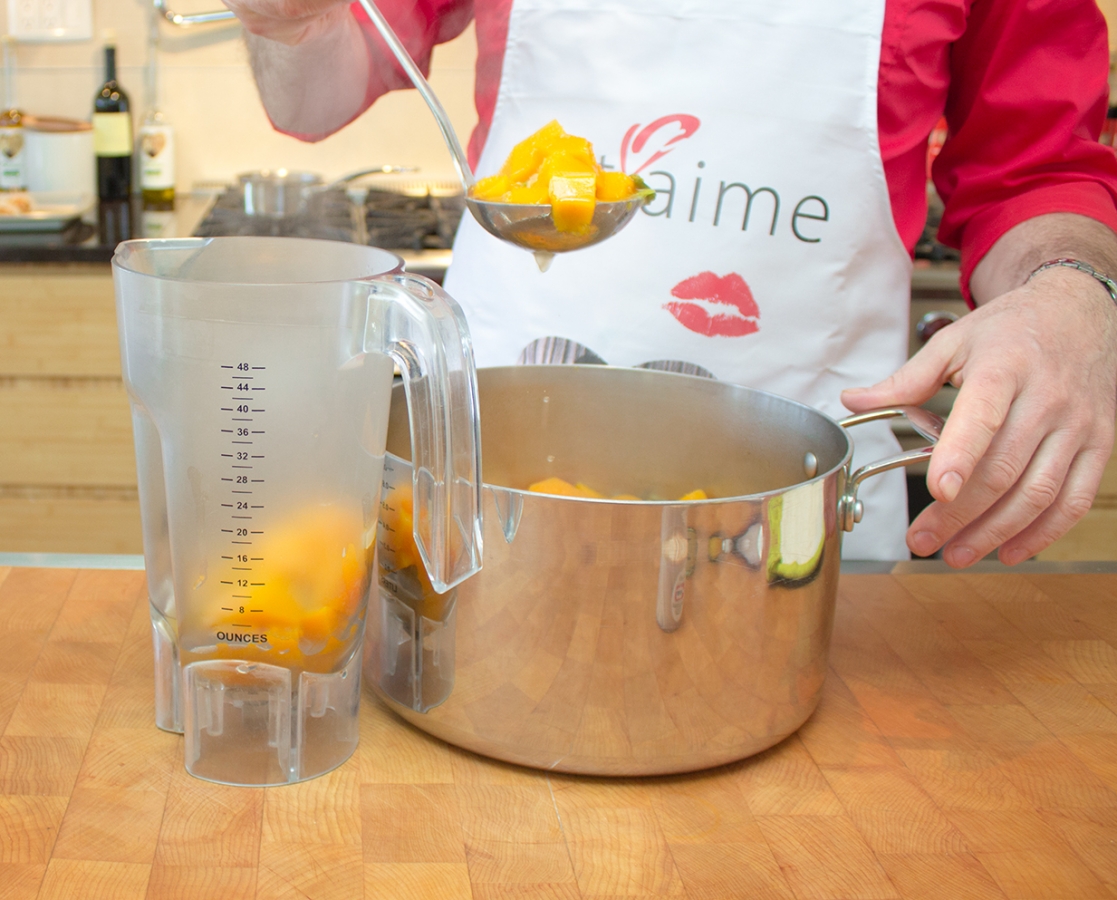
[152,0,235,26]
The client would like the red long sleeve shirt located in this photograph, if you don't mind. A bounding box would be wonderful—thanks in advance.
[344,0,1117,299]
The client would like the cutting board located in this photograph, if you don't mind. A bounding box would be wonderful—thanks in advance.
[1,565,1116,899]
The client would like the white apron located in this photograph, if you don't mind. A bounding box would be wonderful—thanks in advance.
[444,0,913,559]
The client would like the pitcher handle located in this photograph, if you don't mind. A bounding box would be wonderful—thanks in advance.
[836,406,945,532]
[368,272,483,593]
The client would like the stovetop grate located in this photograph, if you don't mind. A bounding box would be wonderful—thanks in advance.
[192,184,467,252]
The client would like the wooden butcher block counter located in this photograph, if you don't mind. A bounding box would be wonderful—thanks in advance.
[1,560,1116,900]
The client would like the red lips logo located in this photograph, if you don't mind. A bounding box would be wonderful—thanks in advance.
[665,272,760,337]
[620,114,701,174]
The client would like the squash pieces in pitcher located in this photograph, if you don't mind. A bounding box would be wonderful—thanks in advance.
[470,120,653,233]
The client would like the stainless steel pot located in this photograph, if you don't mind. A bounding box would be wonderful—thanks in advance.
[366,365,942,775]
[237,165,414,217]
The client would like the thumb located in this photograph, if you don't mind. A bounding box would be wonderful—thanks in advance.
[841,340,957,413]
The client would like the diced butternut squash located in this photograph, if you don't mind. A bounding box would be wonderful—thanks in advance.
[470,120,653,233]
[528,476,711,502]
[678,489,709,501]
[528,477,600,498]
[471,174,511,201]
[596,171,638,201]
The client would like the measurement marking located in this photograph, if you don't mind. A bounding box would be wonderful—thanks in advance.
[220,529,233,533]
[220,386,233,390]
[250,530,264,534]
[221,504,233,508]
[232,395,251,400]
[251,387,266,391]
[251,505,264,509]
[251,409,265,413]
[220,408,233,413]
[250,608,264,613]
[221,607,234,611]
[252,366,265,370]
[221,478,233,482]
[229,622,252,627]
[250,583,265,587]
[231,465,252,469]
[251,479,265,483]
[231,540,253,545]
[220,580,232,585]
[250,430,265,434]
[232,490,252,495]
[231,418,253,422]
[220,454,233,459]
[232,566,251,571]
[221,429,233,434]
[232,515,252,520]
[231,440,253,445]
[221,555,233,560]
[251,557,263,561]
[221,365,234,369]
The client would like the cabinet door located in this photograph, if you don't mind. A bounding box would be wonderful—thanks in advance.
[0,265,141,554]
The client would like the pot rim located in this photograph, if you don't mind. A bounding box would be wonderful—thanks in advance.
[388,364,856,506]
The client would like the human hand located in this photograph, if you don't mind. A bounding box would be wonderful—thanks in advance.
[841,266,1117,567]
[222,0,354,45]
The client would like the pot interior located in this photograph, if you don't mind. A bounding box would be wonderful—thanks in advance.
[387,365,851,500]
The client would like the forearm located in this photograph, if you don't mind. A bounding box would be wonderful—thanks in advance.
[969,212,1117,306]
[245,11,372,141]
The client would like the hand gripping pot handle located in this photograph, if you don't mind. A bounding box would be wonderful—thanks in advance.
[368,272,484,593]
[837,406,945,532]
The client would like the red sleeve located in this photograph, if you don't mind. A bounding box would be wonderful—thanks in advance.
[932,0,1117,303]
[349,0,475,122]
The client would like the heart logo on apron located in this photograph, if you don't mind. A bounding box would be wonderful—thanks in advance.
[619,114,701,174]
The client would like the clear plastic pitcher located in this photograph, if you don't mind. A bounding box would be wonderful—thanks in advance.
[112,236,482,786]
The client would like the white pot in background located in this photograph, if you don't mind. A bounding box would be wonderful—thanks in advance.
[23,117,95,196]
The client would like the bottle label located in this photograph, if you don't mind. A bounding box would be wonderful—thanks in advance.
[0,127,25,190]
[93,112,132,157]
[139,123,175,190]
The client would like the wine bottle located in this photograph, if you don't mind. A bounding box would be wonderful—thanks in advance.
[0,36,26,192]
[93,36,133,203]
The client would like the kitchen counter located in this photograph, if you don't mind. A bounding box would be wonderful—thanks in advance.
[0,193,454,282]
[1,559,1114,899]
[0,196,957,295]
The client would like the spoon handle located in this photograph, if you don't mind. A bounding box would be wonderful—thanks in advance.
[354,0,476,190]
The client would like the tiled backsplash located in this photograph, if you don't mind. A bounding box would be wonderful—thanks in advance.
[1,0,479,191]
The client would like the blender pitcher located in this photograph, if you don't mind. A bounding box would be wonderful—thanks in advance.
[113,236,483,787]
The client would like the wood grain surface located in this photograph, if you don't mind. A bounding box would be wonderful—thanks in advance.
[1,565,1115,899]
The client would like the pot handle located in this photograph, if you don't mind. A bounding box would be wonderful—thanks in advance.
[836,406,945,532]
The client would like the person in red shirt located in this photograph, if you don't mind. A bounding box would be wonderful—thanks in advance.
[226,0,1117,568]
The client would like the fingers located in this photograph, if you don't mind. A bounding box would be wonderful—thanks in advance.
[922,357,1020,505]
[841,332,959,413]
[909,424,1067,564]
[909,429,1109,567]
[996,445,1109,564]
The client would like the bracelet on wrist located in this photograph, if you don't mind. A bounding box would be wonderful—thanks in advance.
[1026,257,1117,305]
